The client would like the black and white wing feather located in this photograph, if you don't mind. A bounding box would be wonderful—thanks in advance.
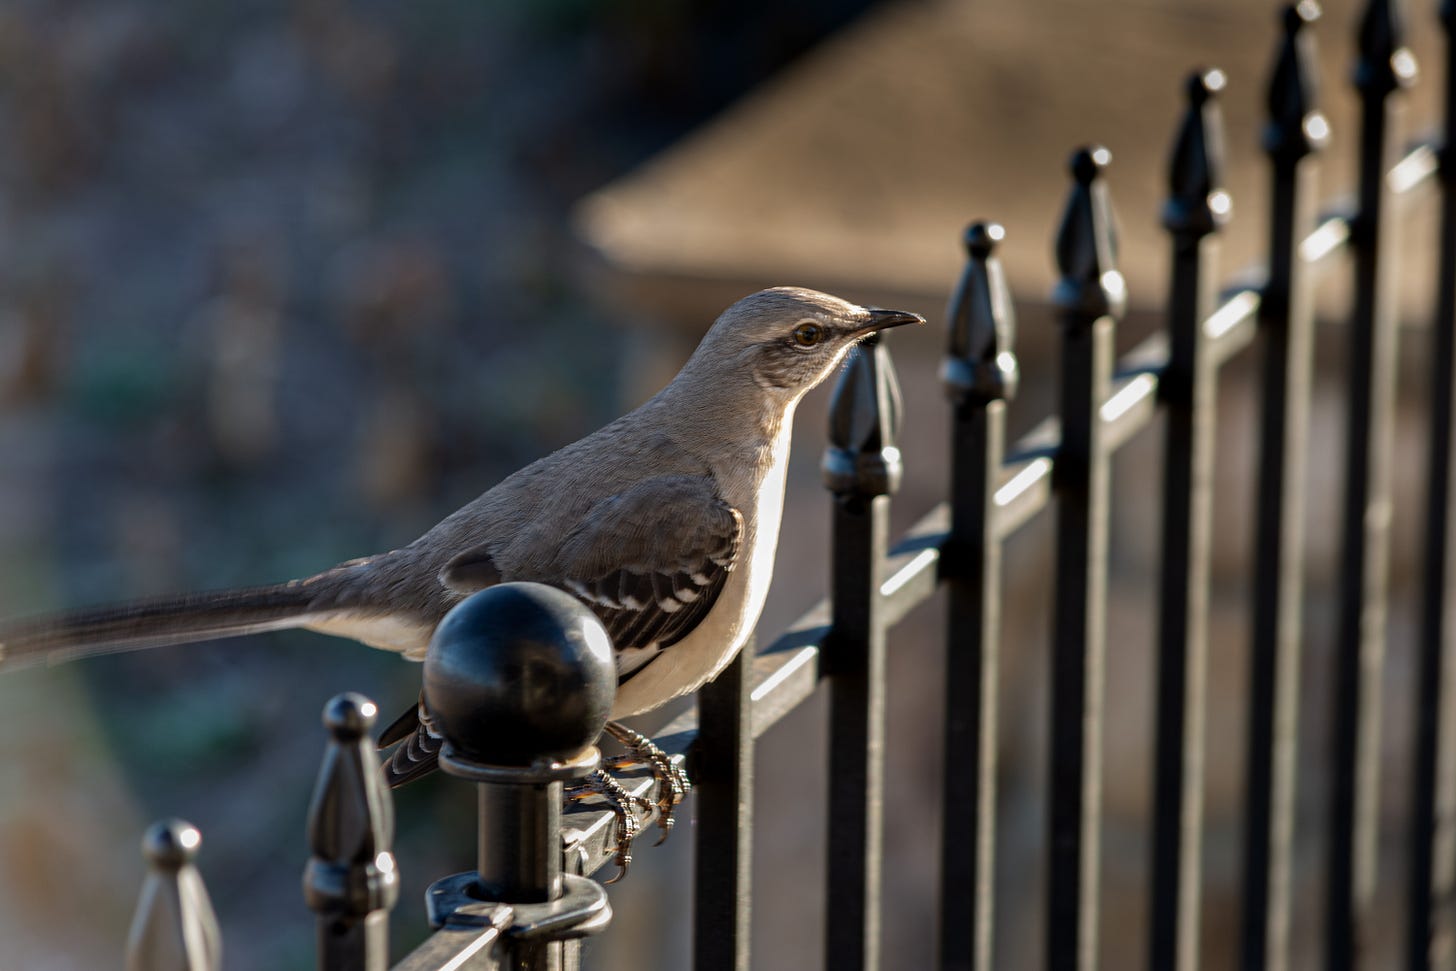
[550,474,743,681]
[379,698,443,788]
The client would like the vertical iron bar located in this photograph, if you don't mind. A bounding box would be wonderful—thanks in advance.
[477,783,562,904]
[1409,4,1456,968]
[303,693,398,971]
[1245,7,1327,971]
[823,334,903,971]
[695,640,754,971]
[1329,4,1416,967]
[479,781,563,971]
[1151,68,1230,971]
[1048,146,1124,971]
[938,222,1019,971]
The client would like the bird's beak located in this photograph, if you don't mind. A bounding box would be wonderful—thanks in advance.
[852,308,925,339]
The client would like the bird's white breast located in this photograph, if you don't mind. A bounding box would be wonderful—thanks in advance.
[608,425,791,718]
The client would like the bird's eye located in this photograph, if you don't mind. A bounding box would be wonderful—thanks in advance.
[792,322,824,347]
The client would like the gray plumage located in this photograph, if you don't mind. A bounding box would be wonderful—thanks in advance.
[0,287,923,785]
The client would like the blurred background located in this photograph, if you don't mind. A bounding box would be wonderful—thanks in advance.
[0,0,1446,968]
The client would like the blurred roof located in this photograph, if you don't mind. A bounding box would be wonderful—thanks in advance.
[574,0,1442,321]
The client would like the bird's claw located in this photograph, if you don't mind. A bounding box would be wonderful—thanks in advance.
[604,722,692,844]
[567,767,653,882]
[563,726,692,881]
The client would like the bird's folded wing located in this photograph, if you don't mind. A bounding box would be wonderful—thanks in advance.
[379,475,744,788]
[549,474,743,676]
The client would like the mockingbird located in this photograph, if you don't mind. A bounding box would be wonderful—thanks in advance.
[0,286,922,867]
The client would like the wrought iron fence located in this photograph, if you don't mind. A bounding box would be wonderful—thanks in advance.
[113,0,1456,968]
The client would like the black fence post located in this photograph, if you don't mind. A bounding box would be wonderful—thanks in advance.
[304,693,399,971]
[417,582,615,971]
[1048,145,1125,971]
[1329,2,1417,967]
[938,221,1018,971]
[1411,4,1456,969]
[823,331,903,971]
[695,640,754,971]
[125,819,222,971]
[1151,67,1231,971]
[1244,8,1327,971]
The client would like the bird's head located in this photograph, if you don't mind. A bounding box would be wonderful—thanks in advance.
[688,287,924,400]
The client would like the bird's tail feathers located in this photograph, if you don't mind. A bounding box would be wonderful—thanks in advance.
[0,582,320,671]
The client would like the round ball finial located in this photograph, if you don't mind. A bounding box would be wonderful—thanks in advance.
[1187,67,1226,104]
[963,221,1005,259]
[142,819,202,870]
[424,583,616,767]
[1283,2,1319,34]
[1070,146,1111,185]
[322,692,378,740]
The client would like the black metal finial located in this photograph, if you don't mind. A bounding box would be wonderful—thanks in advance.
[823,334,905,499]
[1165,69,1232,239]
[1353,0,1418,97]
[424,583,616,767]
[303,693,399,924]
[142,819,202,869]
[1265,3,1330,162]
[942,221,1019,405]
[323,693,376,737]
[126,820,222,971]
[1052,146,1127,322]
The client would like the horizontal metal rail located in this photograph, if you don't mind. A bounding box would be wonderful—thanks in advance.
[559,138,1440,881]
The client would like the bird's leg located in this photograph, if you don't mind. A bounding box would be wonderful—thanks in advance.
[602,721,692,845]
[566,767,653,882]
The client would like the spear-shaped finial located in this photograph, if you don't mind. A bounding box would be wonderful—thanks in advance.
[1265,3,1330,162]
[942,221,1019,405]
[1165,69,1233,239]
[1053,146,1126,324]
[126,820,222,971]
[303,693,399,963]
[1353,0,1418,97]
[823,333,904,499]
[306,694,395,876]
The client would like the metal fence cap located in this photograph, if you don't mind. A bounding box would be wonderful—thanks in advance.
[322,691,376,738]
[823,334,904,499]
[1052,146,1127,322]
[424,582,615,769]
[942,220,1018,405]
[304,692,399,918]
[1353,0,1417,98]
[1165,69,1232,238]
[142,819,203,870]
[126,819,221,971]
[1265,3,1329,162]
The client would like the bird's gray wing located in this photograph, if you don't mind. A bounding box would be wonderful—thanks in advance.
[379,474,741,788]
[546,474,743,680]
[439,473,743,667]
